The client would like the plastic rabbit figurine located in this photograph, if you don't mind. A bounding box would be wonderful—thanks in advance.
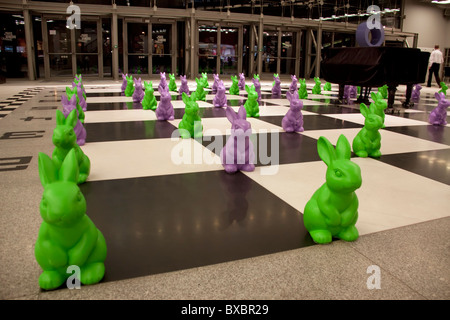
[156,90,175,121]
[312,77,321,94]
[229,75,240,95]
[168,73,177,92]
[282,91,304,133]
[72,81,87,104]
[343,85,353,104]
[323,82,332,92]
[220,105,255,174]
[352,103,384,158]
[35,148,107,290]
[124,74,134,97]
[272,74,281,98]
[142,81,158,110]
[303,134,362,244]
[238,73,246,90]
[244,84,260,118]
[289,75,298,94]
[252,75,261,101]
[411,84,422,103]
[298,79,308,99]
[370,92,387,127]
[213,80,227,108]
[65,86,85,122]
[178,75,190,96]
[429,92,450,126]
[52,109,91,184]
[121,73,128,93]
[132,77,145,103]
[179,92,203,139]
[200,72,209,88]
[211,74,220,94]
[377,84,388,99]
[438,82,448,96]
[61,94,86,146]
[349,85,358,99]
[193,78,207,101]
[158,72,168,93]
[73,76,86,100]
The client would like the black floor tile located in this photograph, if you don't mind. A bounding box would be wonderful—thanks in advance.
[79,171,313,282]
[259,115,363,131]
[385,125,450,146]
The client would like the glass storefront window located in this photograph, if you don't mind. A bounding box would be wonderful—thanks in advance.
[220,27,238,75]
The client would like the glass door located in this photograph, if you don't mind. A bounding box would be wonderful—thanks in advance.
[75,20,99,76]
[127,22,149,75]
[152,24,172,74]
[262,30,278,74]
[280,31,297,75]
[46,19,72,77]
[220,27,238,75]
[198,25,218,75]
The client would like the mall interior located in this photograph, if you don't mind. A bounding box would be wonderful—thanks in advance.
[0,0,449,301]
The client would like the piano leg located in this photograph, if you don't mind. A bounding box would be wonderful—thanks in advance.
[387,85,396,108]
[402,84,414,108]
[338,84,345,100]
[356,87,370,105]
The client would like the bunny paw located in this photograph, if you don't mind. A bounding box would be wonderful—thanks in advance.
[39,270,66,290]
[337,226,359,242]
[80,262,105,285]
[309,230,332,244]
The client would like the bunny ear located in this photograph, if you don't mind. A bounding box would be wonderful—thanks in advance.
[435,92,441,101]
[225,106,237,123]
[69,94,77,105]
[245,84,249,93]
[67,109,78,128]
[317,136,336,167]
[55,109,66,125]
[360,103,369,118]
[38,152,58,187]
[61,94,69,105]
[237,105,247,120]
[59,148,79,184]
[335,134,351,160]
[182,92,189,104]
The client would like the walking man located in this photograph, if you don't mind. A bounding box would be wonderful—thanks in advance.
[427,45,444,88]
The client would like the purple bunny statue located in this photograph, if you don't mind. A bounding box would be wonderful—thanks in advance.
[282,91,304,133]
[350,86,358,99]
[238,73,246,90]
[121,73,128,93]
[343,85,354,104]
[411,84,422,103]
[61,94,86,146]
[272,74,281,98]
[213,80,227,108]
[289,75,298,94]
[251,76,261,102]
[71,82,87,111]
[132,78,145,103]
[158,72,169,93]
[429,92,449,126]
[156,90,175,121]
[178,75,190,96]
[211,74,220,94]
[220,105,255,174]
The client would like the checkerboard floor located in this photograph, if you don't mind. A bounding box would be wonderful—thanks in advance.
[1,78,449,299]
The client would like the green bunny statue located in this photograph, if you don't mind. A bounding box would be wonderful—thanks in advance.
[142,81,158,110]
[179,92,203,139]
[303,134,362,244]
[35,149,107,290]
[52,109,90,184]
[168,73,177,92]
[244,84,260,118]
[193,78,207,102]
[352,103,384,158]
[124,74,134,97]
[229,76,240,95]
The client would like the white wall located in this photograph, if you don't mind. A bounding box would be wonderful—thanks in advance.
[402,0,450,49]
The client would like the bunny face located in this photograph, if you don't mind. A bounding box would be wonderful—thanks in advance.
[40,182,86,227]
[231,76,238,83]
[436,92,450,108]
[318,135,362,193]
[182,92,199,115]
[52,110,77,149]
[246,85,258,100]
[160,72,166,79]
[360,104,383,130]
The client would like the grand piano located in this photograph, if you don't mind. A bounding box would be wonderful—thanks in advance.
[320,47,430,108]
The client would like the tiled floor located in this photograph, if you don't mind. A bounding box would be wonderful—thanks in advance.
[0,77,449,300]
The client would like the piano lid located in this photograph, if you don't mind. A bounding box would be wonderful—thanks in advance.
[321,47,430,87]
